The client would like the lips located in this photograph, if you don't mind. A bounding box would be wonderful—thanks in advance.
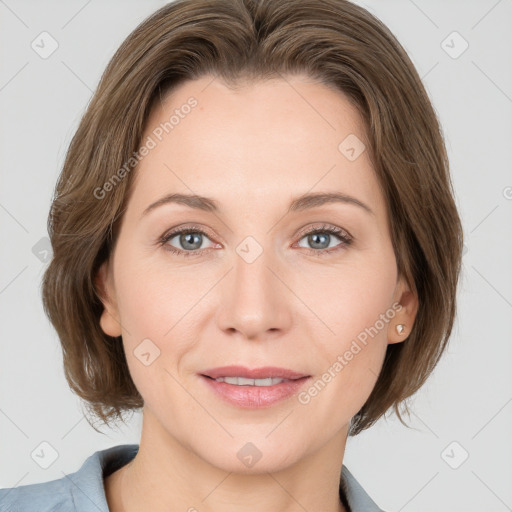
[200,367,312,408]
[200,365,309,380]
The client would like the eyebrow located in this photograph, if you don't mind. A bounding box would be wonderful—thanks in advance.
[141,191,374,218]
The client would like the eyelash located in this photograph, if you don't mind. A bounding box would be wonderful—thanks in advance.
[158,223,353,258]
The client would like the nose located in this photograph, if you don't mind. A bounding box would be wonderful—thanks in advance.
[215,245,293,341]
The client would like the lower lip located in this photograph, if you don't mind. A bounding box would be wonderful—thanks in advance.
[200,375,311,409]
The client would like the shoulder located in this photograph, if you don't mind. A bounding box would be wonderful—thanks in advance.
[0,477,73,512]
[0,444,139,512]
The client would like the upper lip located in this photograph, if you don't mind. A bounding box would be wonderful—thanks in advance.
[200,366,309,380]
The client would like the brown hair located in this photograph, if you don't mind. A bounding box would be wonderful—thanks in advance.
[41,0,463,435]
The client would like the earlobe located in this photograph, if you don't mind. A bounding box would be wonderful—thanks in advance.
[388,322,408,344]
[95,261,122,338]
[395,323,405,335]
[388,280,419,344]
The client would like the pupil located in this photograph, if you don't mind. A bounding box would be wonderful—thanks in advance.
[310,233,329,249]
[182,233,201,250]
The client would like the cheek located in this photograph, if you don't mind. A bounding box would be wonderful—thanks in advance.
[114,236,203,338]
[112,248,199,394]
[298,251,397,345]
[295,254,396,410]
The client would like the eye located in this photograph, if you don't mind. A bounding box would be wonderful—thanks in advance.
[159,224,216,258]
[294,223,353,257]
[159,223,353,258]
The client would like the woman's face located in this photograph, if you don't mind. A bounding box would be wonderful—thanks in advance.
[97,74,417,472]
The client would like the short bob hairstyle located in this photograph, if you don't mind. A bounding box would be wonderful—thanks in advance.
[42,0,463,436]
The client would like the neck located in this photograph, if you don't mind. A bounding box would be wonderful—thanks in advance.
[105,407,350,512]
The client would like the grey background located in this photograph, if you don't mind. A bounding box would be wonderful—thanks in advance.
[1,1,511,511]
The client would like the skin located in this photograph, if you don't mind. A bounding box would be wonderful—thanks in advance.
[96,74,418,512]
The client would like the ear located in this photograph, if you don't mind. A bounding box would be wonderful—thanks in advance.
[94,260,122,338]
[387,276,419,344]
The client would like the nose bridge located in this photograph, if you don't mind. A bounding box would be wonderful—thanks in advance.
[216,232,291,338]
[232,234,279,307]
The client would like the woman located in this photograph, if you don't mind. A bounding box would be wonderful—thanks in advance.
[0,0,463,511]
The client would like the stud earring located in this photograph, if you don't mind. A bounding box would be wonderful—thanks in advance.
[396,324,405,335]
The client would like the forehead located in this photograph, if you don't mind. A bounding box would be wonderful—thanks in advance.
[127,74,384,220]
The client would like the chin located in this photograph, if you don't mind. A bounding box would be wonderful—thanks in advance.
[193,437,303,475]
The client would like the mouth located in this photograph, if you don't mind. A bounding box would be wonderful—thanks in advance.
[198,366,311,408]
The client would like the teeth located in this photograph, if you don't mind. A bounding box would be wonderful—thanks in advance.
[214,376,288,386]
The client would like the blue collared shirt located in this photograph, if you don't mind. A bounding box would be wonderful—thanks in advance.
[0,444,385,512]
